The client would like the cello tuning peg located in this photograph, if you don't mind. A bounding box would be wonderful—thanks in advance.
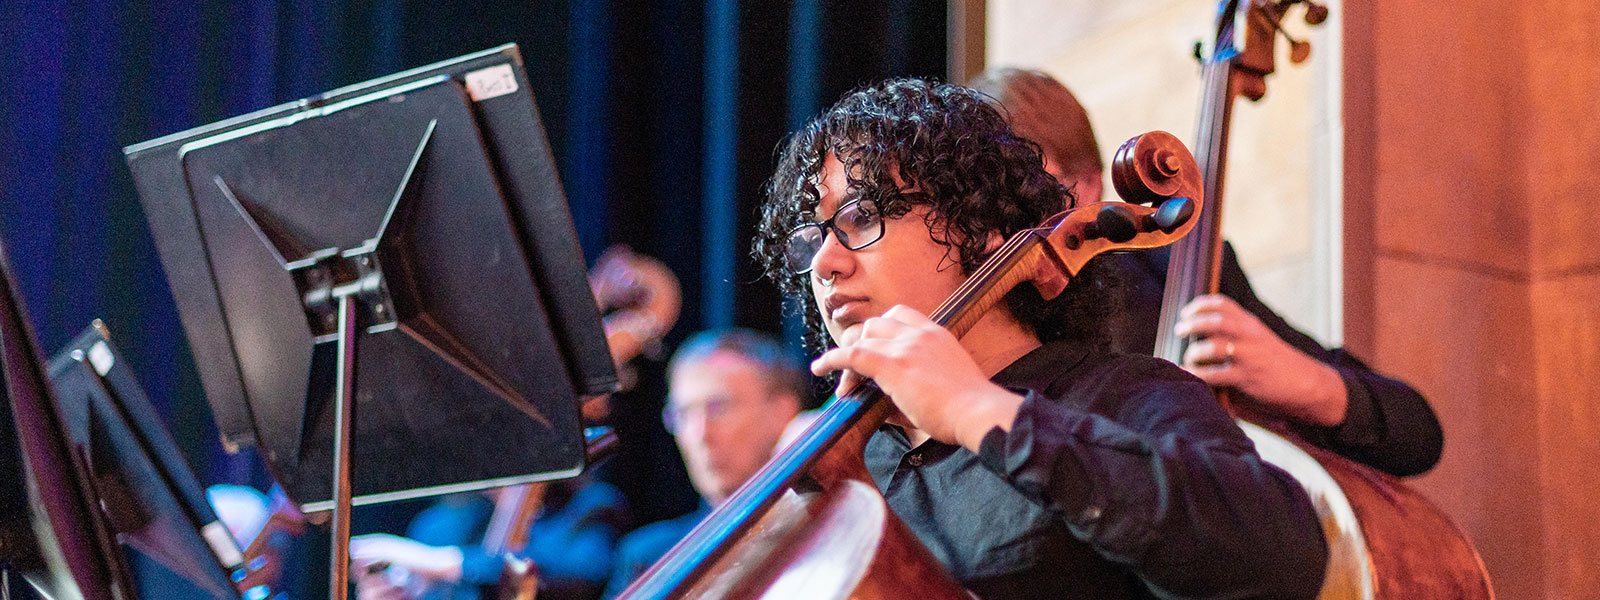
[1193,41,1204,64]
[1148,197,1196,233]
[1091,204,1139,243]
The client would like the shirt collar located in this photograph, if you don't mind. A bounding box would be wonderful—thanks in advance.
[990,338,1094,391]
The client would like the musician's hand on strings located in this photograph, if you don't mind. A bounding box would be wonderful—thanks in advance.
[810,305,1023,452]
[349,534,464,584]
[590,245,683,400]
[591,245,681,345]
[1175,294,1348,426]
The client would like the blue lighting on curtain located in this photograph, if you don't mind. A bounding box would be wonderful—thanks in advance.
[886,0,913,75]
[145,0,202,139]
[569,0,611,259]
[788,0,822,130]
[1,0,948,526]
[701,0,738,329]
[783,0,822,352]
[282,0,334,99]
[224,0,279,115]
[62,1,116,333]
[372,0,404,75]
[2,0,69,334]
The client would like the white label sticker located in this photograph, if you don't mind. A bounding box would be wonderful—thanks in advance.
[88,341,115,376]
[464,64,518,102]
[202,521,245,567]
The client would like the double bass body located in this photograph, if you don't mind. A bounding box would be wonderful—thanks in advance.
[1246,424,1494,599]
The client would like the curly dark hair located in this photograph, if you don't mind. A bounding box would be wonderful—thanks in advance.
[753,78,1118,353]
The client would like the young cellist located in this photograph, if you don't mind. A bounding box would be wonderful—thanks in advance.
[753,78,1328,599]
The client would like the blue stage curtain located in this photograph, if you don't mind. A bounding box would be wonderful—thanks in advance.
[0,0,945,538]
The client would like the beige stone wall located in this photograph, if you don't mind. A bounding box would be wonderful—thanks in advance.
[989,0,1600,598]
[1344,0,1600,596]
[986,0,1342,344]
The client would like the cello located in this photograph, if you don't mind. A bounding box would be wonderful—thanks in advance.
[617,131,1206,599]
[1162,1,1494,597]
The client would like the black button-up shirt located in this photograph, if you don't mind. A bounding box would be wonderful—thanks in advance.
[864,340,1328,599]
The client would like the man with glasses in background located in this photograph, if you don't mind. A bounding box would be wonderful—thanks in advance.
[352,328,806,600]
[600,329,807,598]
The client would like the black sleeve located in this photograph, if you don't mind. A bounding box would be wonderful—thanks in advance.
[1217,242,1443,476]
[977,359,1328,599]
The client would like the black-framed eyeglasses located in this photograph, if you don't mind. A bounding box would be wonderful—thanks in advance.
[783,198,884,274]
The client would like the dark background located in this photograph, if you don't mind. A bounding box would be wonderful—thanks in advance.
[0,0,947,559]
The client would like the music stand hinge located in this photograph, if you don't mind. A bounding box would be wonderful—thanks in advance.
[293,245,397,337]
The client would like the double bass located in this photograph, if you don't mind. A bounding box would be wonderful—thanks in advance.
[617,132,1207,599]
[1164,1,1493,597]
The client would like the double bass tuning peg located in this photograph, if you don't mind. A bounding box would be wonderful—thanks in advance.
[1302,1,1329,25]
[1287,38,1311,64]
[1271,0,1329,24]
[1265,0,1327,64]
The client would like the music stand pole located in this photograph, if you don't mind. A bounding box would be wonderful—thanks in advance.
[329,291,358,600]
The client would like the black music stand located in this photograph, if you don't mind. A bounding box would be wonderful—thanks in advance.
[123,46,617,600]
[47,322,241,600]
[1,244,132,600]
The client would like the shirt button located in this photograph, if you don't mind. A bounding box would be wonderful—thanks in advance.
[1079,505,1103,522]
[906,453,924,467]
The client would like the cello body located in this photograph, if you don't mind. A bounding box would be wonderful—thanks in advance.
[676,480,968,600]
[670,401,969,600]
